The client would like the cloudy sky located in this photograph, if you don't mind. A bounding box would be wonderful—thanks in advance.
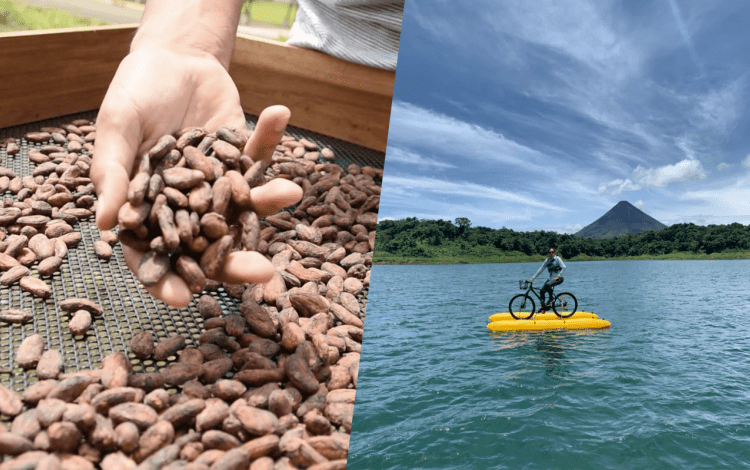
[378,0,750,233]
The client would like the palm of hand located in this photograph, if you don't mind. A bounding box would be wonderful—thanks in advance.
[92,48,302,307]
[102,48,245,159]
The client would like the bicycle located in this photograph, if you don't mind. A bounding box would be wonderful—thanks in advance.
[508,280,578,320]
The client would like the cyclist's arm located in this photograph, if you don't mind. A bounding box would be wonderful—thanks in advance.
[531,259,548,281]
[557,257,566,278]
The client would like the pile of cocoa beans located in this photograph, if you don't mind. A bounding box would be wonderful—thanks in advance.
[0,120,104,301]
[0,116,380,469]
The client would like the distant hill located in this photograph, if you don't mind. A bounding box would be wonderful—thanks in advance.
[575,201,667,239]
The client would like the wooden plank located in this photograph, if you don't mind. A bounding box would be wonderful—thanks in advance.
[0,27,396,153]
[231,36,395,152]
[0,25,137,129]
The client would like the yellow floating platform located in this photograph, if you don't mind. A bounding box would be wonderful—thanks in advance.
[487,317,611,332]
[489,311,599,322]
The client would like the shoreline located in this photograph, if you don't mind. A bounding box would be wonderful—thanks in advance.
[372,252,750,265]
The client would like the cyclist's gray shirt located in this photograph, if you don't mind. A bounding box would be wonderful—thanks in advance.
[287,0,404,70]
[532,256,566,281]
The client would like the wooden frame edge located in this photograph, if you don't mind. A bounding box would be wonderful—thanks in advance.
[0,27,395,153]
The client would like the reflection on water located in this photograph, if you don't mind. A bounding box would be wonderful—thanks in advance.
[350,260,750,470]
[534,334,569,378]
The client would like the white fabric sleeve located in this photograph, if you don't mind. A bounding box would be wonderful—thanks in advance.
[287,0,404,70]
[557,257,566,277]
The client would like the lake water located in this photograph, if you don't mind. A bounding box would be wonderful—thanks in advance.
[348,260,750,469]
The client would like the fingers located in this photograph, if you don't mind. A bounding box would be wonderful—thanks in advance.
[121,245,193,308]
[250,178,304,218]
[243,105,291,163]
[213,251,275,285]
[122,246,275,306]
[91,99,142,231]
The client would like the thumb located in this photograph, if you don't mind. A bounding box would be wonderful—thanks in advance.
[91,100,142,230]
[243,105,291,163]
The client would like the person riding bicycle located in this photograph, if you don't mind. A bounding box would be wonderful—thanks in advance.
[528,248,566,313]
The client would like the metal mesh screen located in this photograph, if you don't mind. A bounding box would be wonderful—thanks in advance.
[0,109,384,394]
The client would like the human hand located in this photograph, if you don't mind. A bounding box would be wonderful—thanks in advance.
[91,47,302,307]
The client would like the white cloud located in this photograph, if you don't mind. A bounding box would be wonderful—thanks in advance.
[384,147,455,169]
[597,178,640,195]
[599,159,706,194]
[408,0,459,45]
[743,155,750,168]
[382,174,567,211]
[388,101,550,173]
[679,175,750,218]
[491,0,633,72]
[691,78,743,134]
[667,0,704,74]
[675,137,698,161]
[562,224,583,234]
[634,200,644,209]
[717,162,729,171]
[633,159,706,187]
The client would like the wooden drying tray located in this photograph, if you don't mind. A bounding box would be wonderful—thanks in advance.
[0,24,395,152]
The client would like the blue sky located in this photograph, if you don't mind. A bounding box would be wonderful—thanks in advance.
[379,0,750,233]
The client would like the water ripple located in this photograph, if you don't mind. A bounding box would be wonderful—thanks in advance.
[349,261,750,470]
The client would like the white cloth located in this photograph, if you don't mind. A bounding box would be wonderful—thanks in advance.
[287,0,404,70]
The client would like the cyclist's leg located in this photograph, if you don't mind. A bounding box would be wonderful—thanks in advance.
[548,278,563,306]
[540,280,552,307]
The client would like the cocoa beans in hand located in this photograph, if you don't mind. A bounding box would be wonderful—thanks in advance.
[117,126,284,291]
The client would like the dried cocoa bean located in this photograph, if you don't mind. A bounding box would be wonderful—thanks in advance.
[163,362,202,386]
[201,358,234,384]
[188,181,213,214]
[149,135,177,160]
[199,235,233,278]
[0,307,31,325]
[93,240,113,260]
[138,250,170,287]
[156,205,180,249]
[200,212,228,239]
[109,402,158,430]
[159,398,206,429]
[68,310,91,336]
[20,276,52,298]
[36,349,63,380]
[162,168,205,190]
[16,334,45,369]
[175,255,207,294]
[154,334,186,361]
[127,172,150,206]
[117,202,151,229]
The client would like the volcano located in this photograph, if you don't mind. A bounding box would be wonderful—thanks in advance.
[575,201,667,239]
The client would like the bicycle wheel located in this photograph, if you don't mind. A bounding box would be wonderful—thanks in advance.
[509,294,535,320]
[552,292,577,318]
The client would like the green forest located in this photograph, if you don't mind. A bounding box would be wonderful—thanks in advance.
[374,218,750,264]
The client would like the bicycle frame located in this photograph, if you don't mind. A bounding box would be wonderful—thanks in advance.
[523,282,553,304]
[510,280,577,320]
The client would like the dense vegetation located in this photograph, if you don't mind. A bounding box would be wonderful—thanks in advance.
[374,217,750,263]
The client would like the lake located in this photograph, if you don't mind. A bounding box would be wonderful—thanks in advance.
[347,260,750,469]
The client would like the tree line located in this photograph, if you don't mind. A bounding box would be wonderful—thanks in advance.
[374,217,750,259]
